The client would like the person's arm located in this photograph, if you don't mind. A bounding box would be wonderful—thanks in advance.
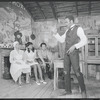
[9,51,16,64]
[53,29,68,43]
[66,27,87,54]
[9,51,14,63]
[74,27,87,49]
[47,50,53,63]
[22,51,28,62]
[37,50,45,64]
[34,50,37,58]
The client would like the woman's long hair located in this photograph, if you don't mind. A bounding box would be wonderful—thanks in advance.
[25,42,34,53]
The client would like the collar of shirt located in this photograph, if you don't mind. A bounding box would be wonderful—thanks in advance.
[70,24,75,30]
[64,24,76,34]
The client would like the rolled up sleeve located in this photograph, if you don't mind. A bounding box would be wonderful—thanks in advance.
[74,27,87,49]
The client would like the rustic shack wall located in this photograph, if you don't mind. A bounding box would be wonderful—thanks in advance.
[0,2,32,44]
[31,15,100,58]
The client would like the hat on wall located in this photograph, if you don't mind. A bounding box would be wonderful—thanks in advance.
[14,30,22,37]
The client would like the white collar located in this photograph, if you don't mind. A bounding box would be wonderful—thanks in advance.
[69,24,75,30]
[70,24,75,28]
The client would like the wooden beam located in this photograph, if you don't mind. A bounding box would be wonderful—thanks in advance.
[49,2,57,19]
[89,1,91,15]
[21,2,35,20]
[56,9,75,14]
[55,5,76,9]
[35,2,46,19]
[75,2,78,16]
[55,3,90,10]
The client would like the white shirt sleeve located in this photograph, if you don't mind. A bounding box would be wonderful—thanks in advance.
[9,50,17,64]
[74,27,87,49]
[9,51,14,64]
[53,29,68,43]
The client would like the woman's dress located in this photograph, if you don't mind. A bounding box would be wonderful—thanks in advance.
[24,50,38,66]
[10,50,31,82]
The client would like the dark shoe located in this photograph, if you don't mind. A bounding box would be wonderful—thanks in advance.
[59,91,72,96]
[81,91,87,98]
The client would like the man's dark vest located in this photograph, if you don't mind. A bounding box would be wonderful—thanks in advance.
[65,25,80,51]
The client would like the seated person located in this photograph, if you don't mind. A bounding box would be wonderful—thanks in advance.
[9,41,31,85]
[37,43,54,79]
[24,42,47,85]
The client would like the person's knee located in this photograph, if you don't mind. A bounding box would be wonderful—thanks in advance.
[76,72,80,76]
[33,65,37,71]
[76,70,83,77]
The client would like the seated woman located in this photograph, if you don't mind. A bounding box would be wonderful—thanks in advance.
[24,42,47,85]
[9,41,31,85]
[37,43,54,80]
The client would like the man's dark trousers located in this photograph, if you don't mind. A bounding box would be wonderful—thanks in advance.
[64,49,86,93]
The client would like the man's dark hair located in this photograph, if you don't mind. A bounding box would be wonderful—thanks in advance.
[40,43,47,47]
[65,15,74,22]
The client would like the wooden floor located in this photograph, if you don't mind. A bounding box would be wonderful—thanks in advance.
[0,76,100,98]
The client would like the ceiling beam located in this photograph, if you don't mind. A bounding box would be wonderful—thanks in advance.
[49,2,57,19]
[55,3,90,10]
[21,2,35,20]
[56,9,75,14]
[35,2,46,19]
[89,1,91,15]
[75,2,78,16]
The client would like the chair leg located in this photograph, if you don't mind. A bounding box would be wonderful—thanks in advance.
[18,75,22,85]
[26,73,30,83]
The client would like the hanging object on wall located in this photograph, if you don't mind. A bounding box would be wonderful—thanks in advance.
[31,32,35,40]
[30,17,35,40]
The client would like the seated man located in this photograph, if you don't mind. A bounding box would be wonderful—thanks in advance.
[37,43,54,80]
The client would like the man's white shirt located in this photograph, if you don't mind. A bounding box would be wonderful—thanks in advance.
[53,24,87,49]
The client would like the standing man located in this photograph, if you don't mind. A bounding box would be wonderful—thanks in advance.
[52,15,87,98]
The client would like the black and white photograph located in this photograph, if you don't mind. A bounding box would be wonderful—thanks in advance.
[0,0,100,98]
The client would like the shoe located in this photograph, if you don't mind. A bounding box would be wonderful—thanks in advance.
[40,80,47,84]
[18,82,22,87]
[36,82,41,85]
[59,91,72,96]
[81,91,87,98]
[18,81,22,85]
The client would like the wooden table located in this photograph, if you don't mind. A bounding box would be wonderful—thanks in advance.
[53,59,82,91]
[53,59,64,90]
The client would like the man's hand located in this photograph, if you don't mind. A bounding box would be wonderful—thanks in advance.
[51,27,57,35]
[16,62,21,64]
[26,60,33,64]
[51,31,57,36]
[66,45,76,54]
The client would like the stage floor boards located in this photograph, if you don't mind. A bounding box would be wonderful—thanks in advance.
[0,77,100,98]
